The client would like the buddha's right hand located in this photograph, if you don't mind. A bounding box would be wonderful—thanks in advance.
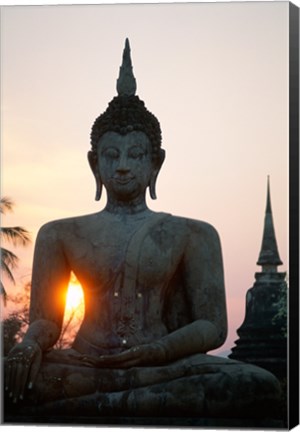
[5,340,42,403]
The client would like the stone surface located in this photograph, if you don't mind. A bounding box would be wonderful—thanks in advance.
[229,271,287,379]
[116,38,137,96]
[5,353,281,422]
[230,179,287,379]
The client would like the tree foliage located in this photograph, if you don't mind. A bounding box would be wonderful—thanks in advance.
[272,281,287,338]
[2,280,84,354]
[1,197,31,302]
[2,315,23,356]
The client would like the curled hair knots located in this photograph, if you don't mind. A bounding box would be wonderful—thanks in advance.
[90,95,162,163]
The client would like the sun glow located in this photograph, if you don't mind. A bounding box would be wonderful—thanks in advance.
[66,282,84,312]
[59,277,85,348]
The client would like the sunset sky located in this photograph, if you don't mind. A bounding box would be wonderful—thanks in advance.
[1,1,289,355]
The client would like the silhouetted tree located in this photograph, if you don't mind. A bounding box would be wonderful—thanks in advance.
[272,281,287,338]
[3,280,84,352]
[3,315,23,356]
[1,197,31,302]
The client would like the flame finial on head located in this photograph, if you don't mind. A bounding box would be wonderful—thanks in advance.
[116,38,137,96]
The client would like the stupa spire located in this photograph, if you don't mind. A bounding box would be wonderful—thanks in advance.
[257,176,283,271]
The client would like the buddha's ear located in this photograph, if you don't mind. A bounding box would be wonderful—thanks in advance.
[87,151,102,201]
[149,148,166,200]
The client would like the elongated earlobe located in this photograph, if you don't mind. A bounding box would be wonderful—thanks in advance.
[149,149,165,200]
[88,151,103,201]
[149,176,158,200]
[95,181,103,201]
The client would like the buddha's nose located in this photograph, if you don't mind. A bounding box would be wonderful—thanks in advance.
[116,154,130,173]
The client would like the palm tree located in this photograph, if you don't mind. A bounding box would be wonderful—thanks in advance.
[1,197,31,303]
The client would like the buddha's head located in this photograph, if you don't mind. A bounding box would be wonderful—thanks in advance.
[88,39,165,201]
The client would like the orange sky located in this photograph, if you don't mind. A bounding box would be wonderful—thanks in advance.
[1,1,289,355]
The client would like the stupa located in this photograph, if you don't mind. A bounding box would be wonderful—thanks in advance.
[229,177,287,379]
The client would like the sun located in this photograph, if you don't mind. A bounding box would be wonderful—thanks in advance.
[65,282,84,312]
[61,276,85,346]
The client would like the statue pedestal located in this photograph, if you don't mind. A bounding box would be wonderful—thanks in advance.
[3,414,285,428]
[4,354,284,428]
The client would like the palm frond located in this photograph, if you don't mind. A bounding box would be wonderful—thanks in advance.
[1,248,19,282]
[1,263,16,285]
[0,281,7,305]
[1,226,31,246]
[0,197,14,214]
[0,197,30,305]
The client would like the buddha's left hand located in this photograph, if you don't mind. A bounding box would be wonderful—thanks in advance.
[80,343,167,368]
[5,341,42,402]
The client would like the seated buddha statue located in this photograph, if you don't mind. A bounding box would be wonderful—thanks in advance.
[5,39,281,422]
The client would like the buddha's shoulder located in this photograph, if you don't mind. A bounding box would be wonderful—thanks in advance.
[37,213,100,237]
[37,212,219,243]
[163,213,220,240]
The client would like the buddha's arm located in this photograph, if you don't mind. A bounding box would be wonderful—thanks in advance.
[6,222,71,401]
[144,221,227,363]
[25,221,71,349]
[159,220,227,360]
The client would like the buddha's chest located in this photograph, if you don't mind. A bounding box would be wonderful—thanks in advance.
[64,214,186,289]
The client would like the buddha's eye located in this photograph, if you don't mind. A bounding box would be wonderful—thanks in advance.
[128,147,146,159]
[102,148,119,159]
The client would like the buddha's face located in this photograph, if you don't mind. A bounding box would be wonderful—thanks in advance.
[96,131,154,201]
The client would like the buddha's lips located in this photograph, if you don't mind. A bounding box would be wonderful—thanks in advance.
[113,176,134,185]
